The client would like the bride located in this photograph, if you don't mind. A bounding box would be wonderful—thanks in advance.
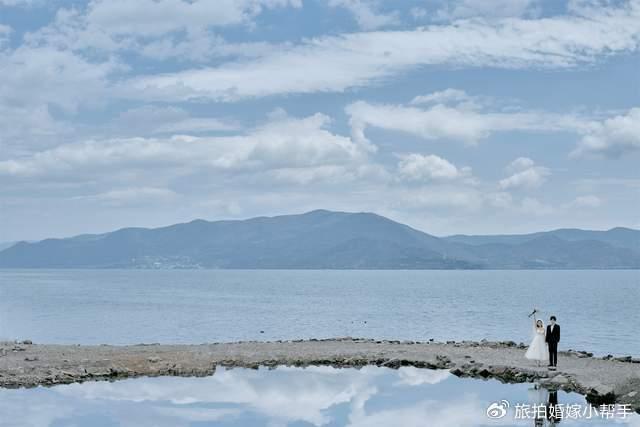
[525,309,549,366]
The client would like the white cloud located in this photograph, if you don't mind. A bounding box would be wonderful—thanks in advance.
[0,0,638,240]
[571,195,602,208]
[0,45,121,153]
[505,156,535,173]
[128,2,640,101]
[409,89,475,106]
[571,107,640,157]
[0,113,370,181]
[348,397,489,427]
[486,191,513,209]
[328,0,400,30]
[499,157,550,190]
[79,187,178,207]
[520,196,554,215]
[345,99,569,145]
[20,1,300,61]
[499,167,550,190]
[347,94,637,162]
[155,118,239,134]
[410,7,428,20]
[572,177,640,192]
[397,153,470,181]
[84,0,302,36]
[114,106,240,135]
[0,0,37,6]
[0,46,120,113]
[0,105,73,154]
[52,366,382,426]
[436,0,541,21]
[398,186,485,211]
[0,24,11,48]
[269,163,388,185]
[395,367,451,386]
[135,31,277,62]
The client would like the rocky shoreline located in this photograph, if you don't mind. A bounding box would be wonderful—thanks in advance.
[1,338,639,413]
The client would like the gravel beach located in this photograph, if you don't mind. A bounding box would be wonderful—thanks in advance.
[1,338,639,413]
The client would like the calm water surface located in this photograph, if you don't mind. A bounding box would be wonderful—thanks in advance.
[0,367,637,427]
[0,270,638,355]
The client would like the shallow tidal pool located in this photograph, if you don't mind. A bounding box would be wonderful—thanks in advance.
[0,366,637,427]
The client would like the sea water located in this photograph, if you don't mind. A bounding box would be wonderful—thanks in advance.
[0,269,638,356]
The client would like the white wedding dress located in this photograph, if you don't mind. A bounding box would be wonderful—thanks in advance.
[525,318,549,362]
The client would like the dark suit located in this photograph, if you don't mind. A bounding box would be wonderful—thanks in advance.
[545,323,560,366]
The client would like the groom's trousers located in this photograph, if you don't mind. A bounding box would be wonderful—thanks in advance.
[548,342,558,366]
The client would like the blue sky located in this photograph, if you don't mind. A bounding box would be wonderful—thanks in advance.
[0,0,639,241]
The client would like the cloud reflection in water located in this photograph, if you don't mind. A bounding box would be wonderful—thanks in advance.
[0,366,637,427]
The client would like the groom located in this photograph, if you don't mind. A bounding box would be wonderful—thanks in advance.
[546,315,560,369]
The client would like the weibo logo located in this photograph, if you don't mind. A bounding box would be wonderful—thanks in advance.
[486,400,510,419]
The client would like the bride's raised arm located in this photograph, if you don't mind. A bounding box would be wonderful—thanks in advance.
[531,311,537,335]
[531,308,538,336]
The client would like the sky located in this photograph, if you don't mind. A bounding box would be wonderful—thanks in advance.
[0,0,639,241]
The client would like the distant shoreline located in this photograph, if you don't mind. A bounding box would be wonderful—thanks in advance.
[1,338,639,413]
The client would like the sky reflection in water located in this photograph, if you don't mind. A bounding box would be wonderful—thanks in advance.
[0,366,637,427]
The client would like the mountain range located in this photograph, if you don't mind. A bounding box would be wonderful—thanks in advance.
[0,241,17,252]
[1,210,638,269]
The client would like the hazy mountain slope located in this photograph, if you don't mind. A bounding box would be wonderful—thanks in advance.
[444,227,640,253]
[0,210,478,269]
[1,210,638,269]
[0,242,17,251]
[465,235,640,269]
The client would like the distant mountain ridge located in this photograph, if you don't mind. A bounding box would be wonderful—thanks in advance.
[0,242,17,252]
[444,227,640,253]
[1,210,639,269]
